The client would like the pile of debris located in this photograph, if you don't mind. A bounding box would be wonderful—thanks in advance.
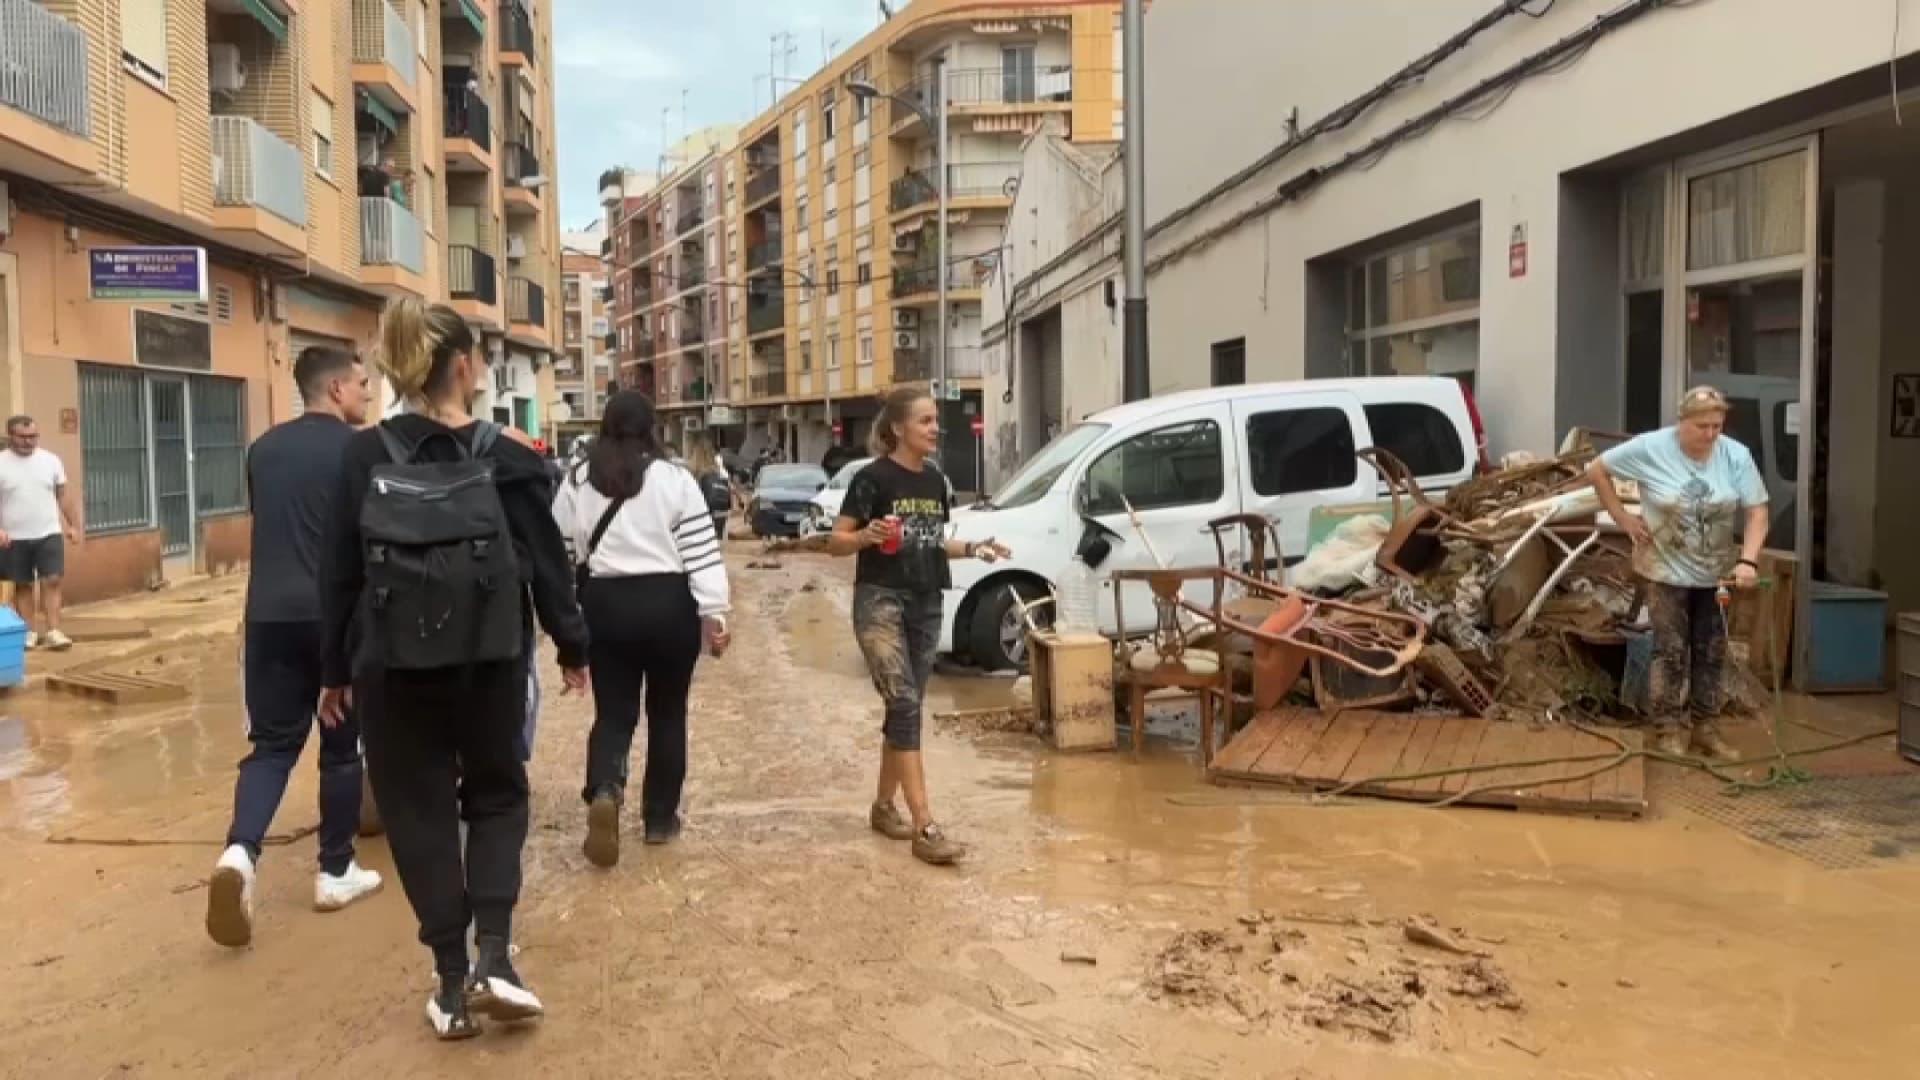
[1145,910,1525,1044]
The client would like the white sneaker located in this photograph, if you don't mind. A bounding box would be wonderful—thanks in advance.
[206,844,256,947]
[23,632,38,651]
[313,861,383,912]
[42,628,72,651]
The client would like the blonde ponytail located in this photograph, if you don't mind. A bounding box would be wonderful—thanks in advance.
[378,297,475,408]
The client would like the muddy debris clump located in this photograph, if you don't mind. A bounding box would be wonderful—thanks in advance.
[1146,911,1527,1045]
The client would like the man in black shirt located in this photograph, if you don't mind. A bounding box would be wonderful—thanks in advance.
[207,347,379,949]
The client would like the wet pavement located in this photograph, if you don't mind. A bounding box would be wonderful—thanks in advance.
[4,556,1920,1077]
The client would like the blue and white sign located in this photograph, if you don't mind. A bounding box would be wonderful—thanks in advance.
[88,246,209,302]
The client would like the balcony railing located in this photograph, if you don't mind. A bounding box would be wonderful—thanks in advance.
[499,1,536,62]
[746,292,784,335]
[891,264,938,299]
[892,346,983,383]
[751,368,789,399]
[745,166,781,206]
[947,65,1074,106]
[746,236,783,273]
[889,162,1021,213]
[360,197,424,273]
[0,0,90,137]
[353,0,417,89]
[680,261,707,289]
[443,85,490,145]
[679,319,705,346]
[210,116,307,226]
[448,244,498,304]
[678,205,705,235]
[508,276,546,326]
[504,140,541,186]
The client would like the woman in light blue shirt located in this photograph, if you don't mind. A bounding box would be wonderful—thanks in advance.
[1588,386,1769,761]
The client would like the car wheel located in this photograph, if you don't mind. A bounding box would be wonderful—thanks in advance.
[969,579,1050,672]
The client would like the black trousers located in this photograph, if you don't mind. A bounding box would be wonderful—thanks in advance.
[1644,581,1728,733]
[227,620,360,875]
[360,660,528,975]
[581,574,702,824]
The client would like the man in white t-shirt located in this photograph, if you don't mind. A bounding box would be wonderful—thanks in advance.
[0,416,82,650]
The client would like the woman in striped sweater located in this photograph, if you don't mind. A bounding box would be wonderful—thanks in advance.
[553,391,731,865]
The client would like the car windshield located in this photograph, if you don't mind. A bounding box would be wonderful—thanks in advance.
[988,424,1111,509]
[828,459,873,490]
[760,465,827,489]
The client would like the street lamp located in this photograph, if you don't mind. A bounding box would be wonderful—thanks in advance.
[848,61,950,419]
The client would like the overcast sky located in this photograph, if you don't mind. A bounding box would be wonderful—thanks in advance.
[554,0,896,227]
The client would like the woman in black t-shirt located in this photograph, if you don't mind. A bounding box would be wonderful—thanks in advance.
[829,388,1008,865]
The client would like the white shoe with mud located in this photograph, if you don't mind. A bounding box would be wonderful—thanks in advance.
[313,862,383,912]
[467,941,544,1023]
[428,975,481,1040]
[206,844,256,947]
[42,629,72,651]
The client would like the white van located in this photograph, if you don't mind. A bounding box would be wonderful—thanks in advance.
[940,377,1488,670]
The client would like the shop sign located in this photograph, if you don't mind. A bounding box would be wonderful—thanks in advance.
[1507,224,1527,279]
[89,246,208,302]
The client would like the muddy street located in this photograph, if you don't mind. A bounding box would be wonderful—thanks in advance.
[4,556,1920,1078]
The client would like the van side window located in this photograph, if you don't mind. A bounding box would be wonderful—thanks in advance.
[1362,402,1465,478]
[1772,401,1797,478]
[1083,420,1224,515]
[1246,408,1356,496]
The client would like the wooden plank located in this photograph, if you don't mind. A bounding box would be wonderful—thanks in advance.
[1253,709,1338,779]
[1409,717,1472,797]
[1382,716,1447,794]
[1294,710,1379,786]
[1462,720,1534,808]
[1434,719,1493,797]
[1335,712,1419,794]
[1587,728,1629,804]
[1600,730,1650,813]
[1210,708,1300,778]
[1523,728,1600,810]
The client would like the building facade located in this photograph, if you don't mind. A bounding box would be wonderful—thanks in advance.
[558,226,609,424]
[0,0,562,601]
[602,0,1122,487]
[988,0,1920,683]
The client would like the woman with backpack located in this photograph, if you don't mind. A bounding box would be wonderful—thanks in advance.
[684,435,734,540]
[555,391,730,866]
[828,388,1007,866]
[318,298,589,1040]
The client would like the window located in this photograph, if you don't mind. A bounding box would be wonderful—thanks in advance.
[1772,401,1799,478]
[1346,223,1481,386]
[828,336,842,369]
[1210,338,1245,386]
[859,335,874,367]
[795,197,809,231]
[78,365,152,533]
[1002,45,1037,103]
[800,340,814,371]
[191,376,247,515]
[853,146,871,171]
[821,88,837,140]
[706,174,716,207]
[729,298,740,322]
[1083,420,1223,515]
[1363,403,1464,479]
[416,0,430,58]
[120,0,169,84]
[1246,408,1356,496]
[856,260,872,285]
[850,63,872,121]
[826,267,840,295]
[1688,152,1806,271]
[311,92,335,178]
[793,110,809,159]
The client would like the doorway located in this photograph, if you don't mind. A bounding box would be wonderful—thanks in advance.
[149,376,193,562]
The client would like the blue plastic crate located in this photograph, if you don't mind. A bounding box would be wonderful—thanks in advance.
[1806,582,1887,693]
[0,606,26,688]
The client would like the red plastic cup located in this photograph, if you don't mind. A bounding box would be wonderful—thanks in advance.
[879,515,903,554]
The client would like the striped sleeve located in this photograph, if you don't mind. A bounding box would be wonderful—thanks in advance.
[673,469,730,617]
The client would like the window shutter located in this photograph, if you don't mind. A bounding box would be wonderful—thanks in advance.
[120,0,170,81]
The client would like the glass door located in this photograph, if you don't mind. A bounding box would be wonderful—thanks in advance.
[149,376,194,559]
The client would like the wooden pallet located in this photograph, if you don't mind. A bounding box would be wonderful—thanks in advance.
[48,668,190,705]
[1209,706,1647,819]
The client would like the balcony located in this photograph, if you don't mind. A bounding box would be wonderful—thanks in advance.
[352,0,419,113]
[889,162,1021,215]
[0,0,91,156]
[679,319,706,347]
[746,292,784,336]
[746,236,783,274]
[504,139,542,214]
[209,116,307,253]
[442,86,493,171]
[895,346,982,383]
[508,275,547,339]
[499,1,536,65]
[744,165,781,207]
[890,66,1072,133]
[680,260,707,290]
[751,368,789,399]
[448,244,499,308]
[890,264,938,300]
[359,197,426,292]
[678,204,705,236]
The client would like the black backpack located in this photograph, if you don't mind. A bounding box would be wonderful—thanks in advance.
[360,420,523,671]
[698,470,732,516]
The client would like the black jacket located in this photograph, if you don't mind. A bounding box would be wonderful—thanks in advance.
[319,415,590,686]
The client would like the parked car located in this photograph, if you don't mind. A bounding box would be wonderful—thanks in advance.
[800,457,956,537]
[1713,372,1798,549]
[748,463,831,537]
[938,377,1490,671]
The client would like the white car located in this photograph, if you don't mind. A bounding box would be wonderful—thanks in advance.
[801,457,959,537]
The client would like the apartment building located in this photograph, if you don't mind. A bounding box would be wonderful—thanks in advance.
[0,0,562,601]
[557,226,610,424]
[602,0,1120,486]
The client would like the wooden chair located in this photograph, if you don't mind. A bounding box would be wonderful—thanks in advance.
[1113,567,1234,765]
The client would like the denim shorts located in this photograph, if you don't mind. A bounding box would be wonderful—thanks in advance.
[851,584,942,751]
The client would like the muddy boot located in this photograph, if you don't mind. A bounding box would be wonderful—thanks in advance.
[1654,730,1689,758]
[467,936,544,1023]
[869,801,914,840]
[357,773,384,838]
[583,789,620,868]
[427,973,481,1040]
[1691,727,1740,762]
[912,824,967,866]
[643,815,683,846]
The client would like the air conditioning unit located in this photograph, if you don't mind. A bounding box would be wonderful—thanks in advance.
[494,363,514,394]
[506,235,528,260]
[891,233,918,253]
[209,44,247,93]
[684,415,705,432]
[894,330,919,350]
[891,309,920,329]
